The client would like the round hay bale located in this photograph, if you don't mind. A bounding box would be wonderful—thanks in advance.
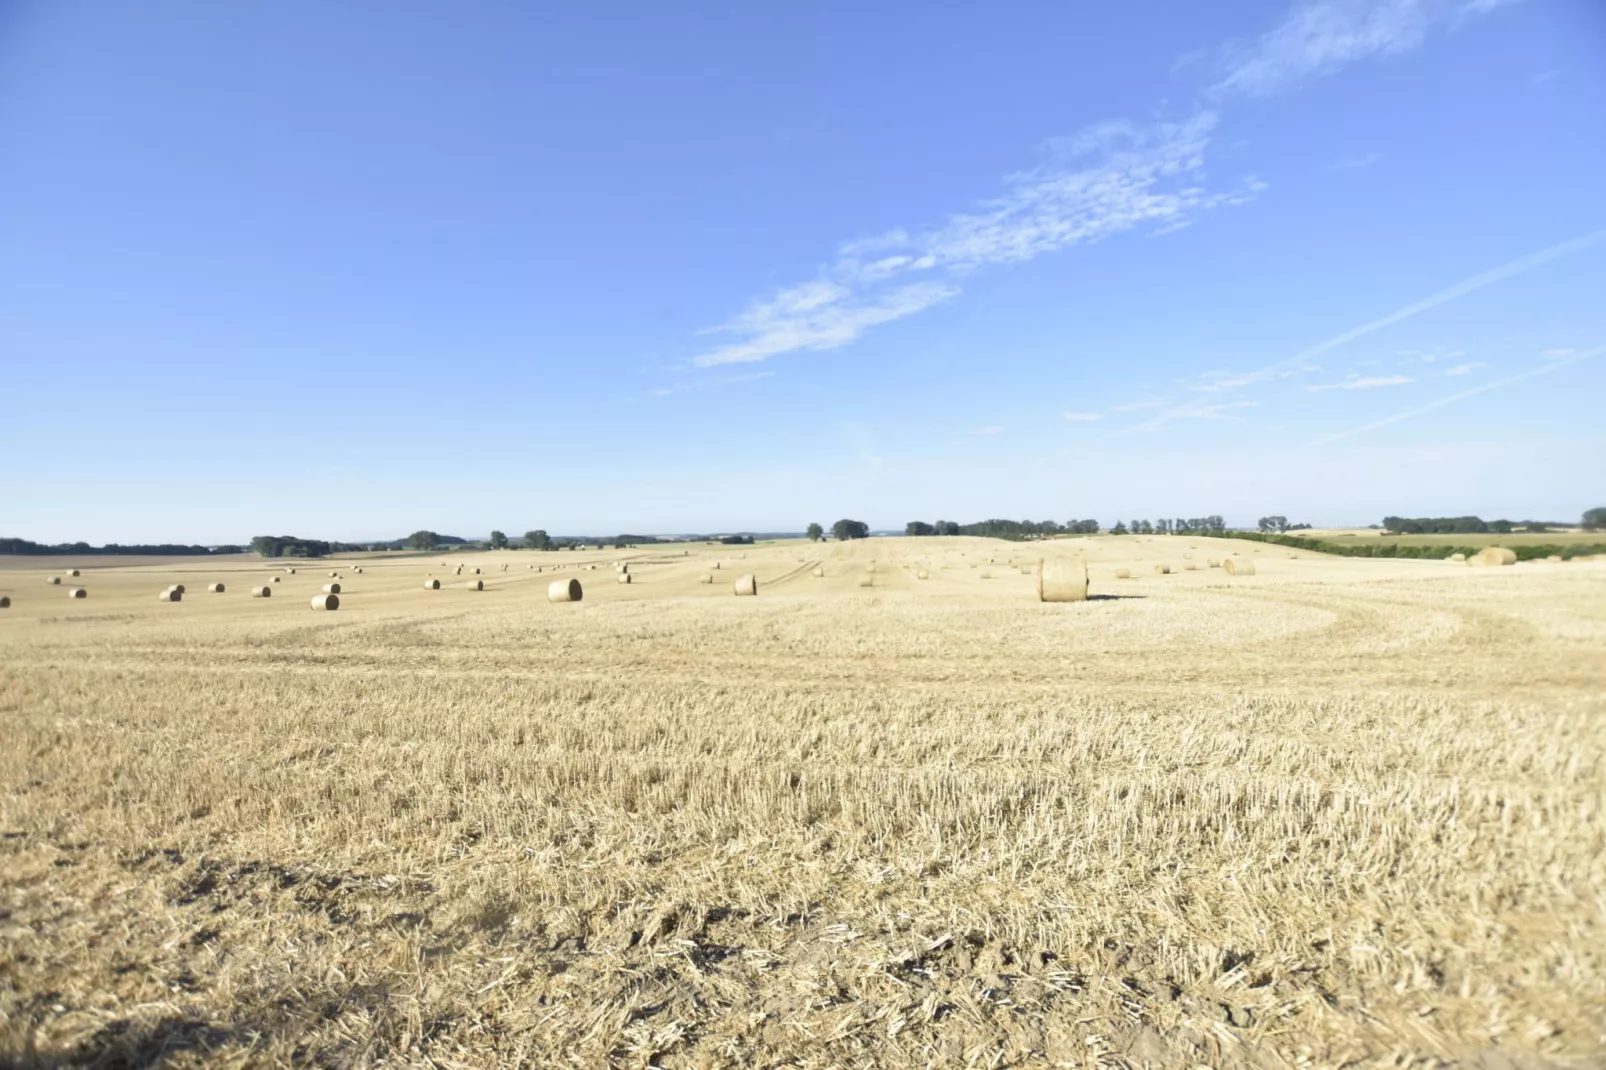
[1207,558,1221,568]
[455,567,463,575]
[1184,563,1198,571]
[734,574,758,596]
[0,596,9,608]
[1472,546,1517,567]
[251,586,271,598]
[812,567,824,578]
[68,569,80,577]
[355,567,363,574]
[547,578,582,602]
[473,567,481,574]
[424,578,440,590]
[1018,565,1033,575]
[47,576,61,585]
[159,589,182,602]
[168,584,186,594]
[859,576,875,588]
[310,594,339,611]
[1448,552,1466,562]
[1038,558,1088,602]
[287,568,296,574]
[713,562,721,570]
[1154,564,1170,575]
[329,571,338,577]
[1115,568,1132,579]
[1546,554,1562,562]
[617,572,632,584]
[917,569,929,580]
[699,574,714,584]
[469,579,484,591]
[619,562,630,574]
[322,582,341,594]
[1223,558,1256,576]
[272,576,281,583]
[68,588,86,599]
[979,570,992,579]
[208,583,225,593]
[865,564,876,574]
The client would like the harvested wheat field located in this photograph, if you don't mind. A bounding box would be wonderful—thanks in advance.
[1,536,1604,1068]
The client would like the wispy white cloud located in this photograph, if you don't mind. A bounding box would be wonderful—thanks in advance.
[1308,346,1603,445]
[1167,400,1262,420]
[1062,411,1102,421]
[692,113,1261,367]
[1208,0,1511,99]
[1334,152,1382,170]
[1444,361,1486,375]
[1117,226,1606,434]
[1109,395,1172,412]
[646,370,775,398]
[968,426,1007,436]
[1306,374,1413,391]
[1542,347,1575,359]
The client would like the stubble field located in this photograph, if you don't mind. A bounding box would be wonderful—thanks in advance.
[1,536,1602,1068]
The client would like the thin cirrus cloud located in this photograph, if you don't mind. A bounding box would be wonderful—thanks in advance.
[1306,374,1413,391]
[691,113,1256,367]
[1444,361,1486,375]
[1062,412,1102,421]
[968,426,1007,436]
[690,0,1519,371]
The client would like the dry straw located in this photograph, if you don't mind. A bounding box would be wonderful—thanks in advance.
[329,571,338,577]
[547,578,582,603]
[271,576,280,583]
[158,589,182,602]
[1208,558,1221,568]
[47,576,60,585]
[1223,558,1256,576]
[68,569,80,577]
[699,574,713,584]
[424,579,440,590]
[617,573,632,584]
[250,586,271,598]
[1115,568,1132,579]
[0,596,10,608]
[1038,558,1088,602]
[859,576,875,588]
[68,588,86,599]
[469,579,484,591]
[812,567,824,578]
[734,574,758,596]
[1155,564,1171,575]
[322,582,341,594]
[208,583,225,593]
[169,584,186,594]
[1449,552,1466,562]
[1472,546,1517,567]
[310,594,339,611]
[917,569,929,580]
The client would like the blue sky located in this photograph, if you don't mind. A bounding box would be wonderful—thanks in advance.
[2,0,1602,542]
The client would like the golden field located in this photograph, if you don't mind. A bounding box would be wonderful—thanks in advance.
[1,536,1602,1068]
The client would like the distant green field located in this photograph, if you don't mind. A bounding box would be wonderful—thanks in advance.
[1312,530,1597,548]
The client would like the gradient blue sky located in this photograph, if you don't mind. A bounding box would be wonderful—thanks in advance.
[2,0,1603,542]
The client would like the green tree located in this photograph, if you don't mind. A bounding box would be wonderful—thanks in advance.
[1110,521,1128,535]
[407,530,440,551]
[1258,516,1289,534]
[1584,507,1606,531]
[806,523,824,542]
[905,521,935,537]
[489,530,509,550]
[524,529,550,550]
[832,519,869,541]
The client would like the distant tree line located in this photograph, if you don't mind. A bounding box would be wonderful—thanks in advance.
[1382,515,1568,535]
[1224,529,1606,562]
[0,537,237,556]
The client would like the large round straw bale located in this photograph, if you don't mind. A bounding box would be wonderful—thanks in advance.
[1223,558,1256,576]
[169,584,186,594]
[1208,558,1220,568]
[159,589,182,602]
[355,567,363,574]
[68,588,86,599]
[1546,554,1562,562]
[917,568,929,580]
[251,586,271,598]
[424,578,440,589]
[859,576,875,588]
[548,578,582,602]
[812,567,824,578]
[310,594,339,611]
[979,570,991,579]
[208,583,225,593]
[473,567,481,574]
[734,574,758,596]
[0,596,9,608]
[1154,564,1170,575]
[712,562,721,570]
[617,572,632,584]
[272,576,280,583]
[288,567,296,574]
[619,562,630,574]
[68,569,80,577]
[47,576,61,585]
[469,579,484,591]
[322,582,341,594]
[1184,563,1198,571]
[1115,568,1131,579]
[1019,565,1033,575]
[1038,558,1088,602]
[1448,552,1466,562]
[329,571,338,577]
[1471,546,1516,566]
[699,574,713,584]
